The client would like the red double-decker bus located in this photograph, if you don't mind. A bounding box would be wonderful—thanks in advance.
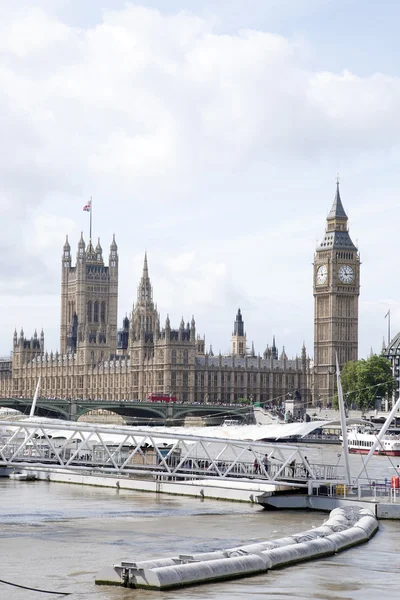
[148,393,177,403]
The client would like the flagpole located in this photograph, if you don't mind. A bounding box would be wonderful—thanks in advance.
[385,309,391,346]
[90,197,92,240]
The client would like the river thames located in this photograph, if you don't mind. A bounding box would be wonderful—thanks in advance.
[1,444,400,599]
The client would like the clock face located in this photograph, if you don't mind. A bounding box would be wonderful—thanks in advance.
[316,265,328,285]
[338,265,355,284]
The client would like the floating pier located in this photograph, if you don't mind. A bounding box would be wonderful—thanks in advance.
[96,506,378,590]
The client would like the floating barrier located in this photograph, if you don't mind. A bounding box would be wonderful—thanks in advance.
[97,506,378,590]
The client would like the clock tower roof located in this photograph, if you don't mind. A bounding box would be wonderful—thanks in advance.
[327,180,347,220]
[317,180,357,251]
[317,230,357,251]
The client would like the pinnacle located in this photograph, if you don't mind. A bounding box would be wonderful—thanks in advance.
[327,179,347,220]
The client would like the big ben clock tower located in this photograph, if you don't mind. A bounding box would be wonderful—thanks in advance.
[313,180,360,405]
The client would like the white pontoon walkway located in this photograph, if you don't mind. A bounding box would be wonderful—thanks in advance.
[0,418,341,486]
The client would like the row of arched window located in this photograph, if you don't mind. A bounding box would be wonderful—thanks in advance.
[336,252,353,260]
[171,350,189,364]
[87,301,106,323]
[67,301,76,324]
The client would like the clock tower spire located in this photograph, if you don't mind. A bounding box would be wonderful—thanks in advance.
[313,179,360,405]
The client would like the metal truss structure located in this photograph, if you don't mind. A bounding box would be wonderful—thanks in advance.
[0,419,339,485]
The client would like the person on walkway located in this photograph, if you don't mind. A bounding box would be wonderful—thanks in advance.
[263,454,269,475]
[254,458,260,474]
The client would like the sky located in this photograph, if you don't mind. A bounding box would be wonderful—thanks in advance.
[1,0,400,359]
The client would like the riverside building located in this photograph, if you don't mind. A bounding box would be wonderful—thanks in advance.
[0,236,311,406]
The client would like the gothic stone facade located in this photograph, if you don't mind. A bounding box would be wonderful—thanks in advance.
[0,235,311,406]
[313,182,360,404]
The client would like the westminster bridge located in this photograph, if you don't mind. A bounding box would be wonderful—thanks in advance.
[0,397,254,425]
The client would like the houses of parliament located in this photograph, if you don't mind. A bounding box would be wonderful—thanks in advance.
[0,182,360,407]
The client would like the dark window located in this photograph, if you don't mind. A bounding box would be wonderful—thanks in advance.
[94,301,99,323]
[101,302,106,323]
[87,301,92,323]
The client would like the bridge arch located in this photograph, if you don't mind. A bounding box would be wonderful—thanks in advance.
[172,406,250,423]
[76,402,169,425]
[78,408,127,425]
[0,399,70,420]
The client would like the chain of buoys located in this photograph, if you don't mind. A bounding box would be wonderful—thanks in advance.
[98,506,378,590]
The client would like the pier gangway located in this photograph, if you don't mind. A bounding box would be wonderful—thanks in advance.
[0,419,341,486]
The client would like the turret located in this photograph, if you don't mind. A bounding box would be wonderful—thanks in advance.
[301,341,307,372]
[165,315,171,341]
[179,317,184,341]
[13,328,17,347]
[231,308,246,357]
[190,315,196,342]
[77,232,86,261]
[233,308,244,336]
[86,238,96,262]
[280,346,288,363]
[271,336,278,360]
[109,234,118,268]
[137,252,152,307]
[95,238,103,263]
[62,235,71,270]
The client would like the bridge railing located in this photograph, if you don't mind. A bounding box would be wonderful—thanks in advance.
[0,419,340,485]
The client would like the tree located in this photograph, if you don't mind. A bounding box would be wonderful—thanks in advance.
[339,360,359,409]
[237,397,250,405]
[340,354,395,412]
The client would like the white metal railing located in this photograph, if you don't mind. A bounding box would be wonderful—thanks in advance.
[311,481,400,503]
[0,419,340,486]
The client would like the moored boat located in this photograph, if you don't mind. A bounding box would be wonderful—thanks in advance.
[9,471,36,481]
[344,425,400,456]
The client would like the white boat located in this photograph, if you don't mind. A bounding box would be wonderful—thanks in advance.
[9,471,36,481]
[222,419,242,427]
[344,425,400,456]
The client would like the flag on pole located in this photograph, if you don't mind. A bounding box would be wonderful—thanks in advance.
[385,310,390,319]
[83,200,91,212]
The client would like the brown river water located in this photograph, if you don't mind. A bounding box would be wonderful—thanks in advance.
[1,444,400,600]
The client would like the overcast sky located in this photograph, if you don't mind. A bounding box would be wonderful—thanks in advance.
[1,0,400,359]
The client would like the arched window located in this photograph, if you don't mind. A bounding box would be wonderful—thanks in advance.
[87,301,92,323]
[101,302,106,323]
[183,350,188,365]
[171,350,176,365]
[94,301,99,323]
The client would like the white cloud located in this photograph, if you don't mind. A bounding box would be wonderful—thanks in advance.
[0,2,399,358]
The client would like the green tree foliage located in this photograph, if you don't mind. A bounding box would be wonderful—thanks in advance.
[340,355,395,411]
[237,397,250,405]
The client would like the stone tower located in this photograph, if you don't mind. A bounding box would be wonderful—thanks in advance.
[60,233,119,358]
[130,252,159,343]
[313,181,360,404]
[231,308,246,357]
